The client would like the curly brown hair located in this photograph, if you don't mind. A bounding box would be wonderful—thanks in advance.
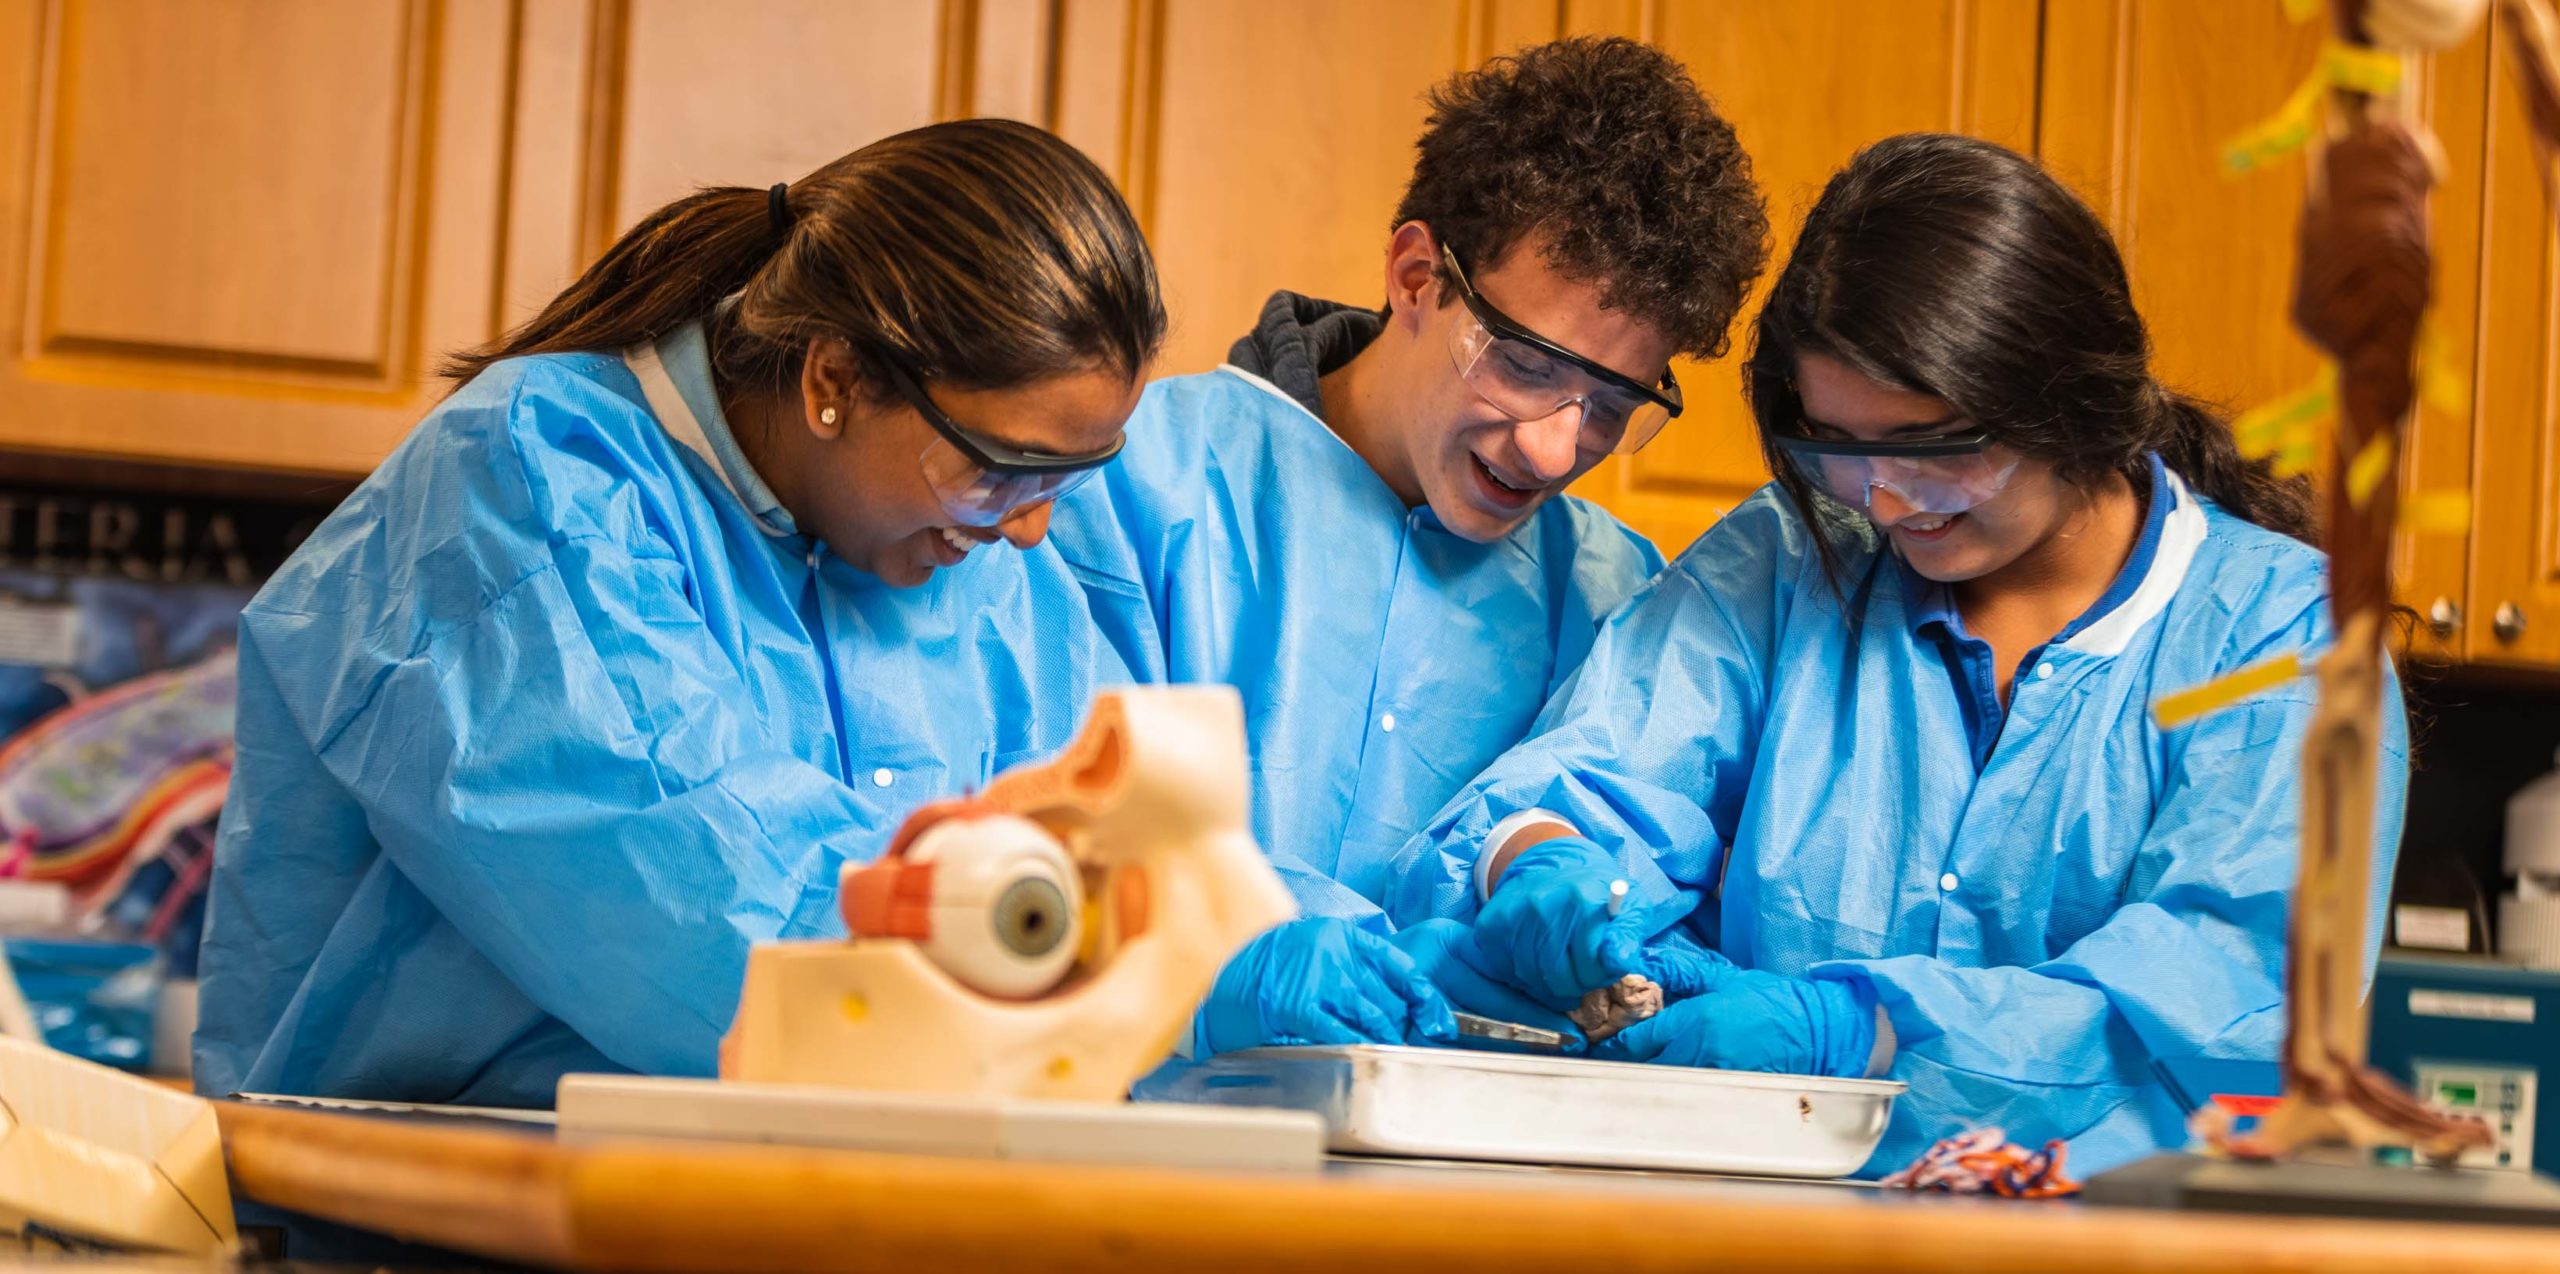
[1392,36,1769,360]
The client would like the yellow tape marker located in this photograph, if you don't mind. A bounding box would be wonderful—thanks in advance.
[2232,369,2335,459]
[2223,42,2407,175]
[2153,651,2306,729]
[2406,490,2473,535]
[2224,74,2326,174]
[2417,321,2469,418]
[2270,438,2320,480]
[2322,42,2405,97]
[2237,414,2320,463]
[2346,433,2397,508]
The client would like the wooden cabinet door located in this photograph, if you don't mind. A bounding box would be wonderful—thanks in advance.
[2038,1,2491,663]
[1565,0,2041,556]
[1051,0,1568,378]
[483,0,1032,357]
[2398,30,2492,665]
[0,0,1022,479]
[2472,8,2560,666]
[0,0,523,475]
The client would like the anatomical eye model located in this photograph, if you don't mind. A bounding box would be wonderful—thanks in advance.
[846,811,1086,1001]
[720,686,1298,1103]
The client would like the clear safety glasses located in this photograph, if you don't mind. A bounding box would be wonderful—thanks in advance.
[1440,244,1682,455]
[883,362,1125,527]
[1769,429,2021,518]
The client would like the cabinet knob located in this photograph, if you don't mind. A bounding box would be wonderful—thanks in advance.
[2428,597,2462,637]
[2495,602,2529,645]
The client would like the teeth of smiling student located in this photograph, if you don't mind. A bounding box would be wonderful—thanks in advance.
[941,527,972,552]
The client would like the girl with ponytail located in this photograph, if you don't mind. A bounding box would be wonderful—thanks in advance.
[198,121,1168,1106]
[1392,133,2403,1180]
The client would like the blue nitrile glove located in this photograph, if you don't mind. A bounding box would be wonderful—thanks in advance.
[1631,940,1744,999]
[1387,919,1586,1050]
[1190,917,1459,1056]
[1473,835,1698,1010]
[1595,970,1877,1078]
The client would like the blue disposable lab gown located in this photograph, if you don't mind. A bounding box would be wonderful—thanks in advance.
[1047,365,1661,926]
[193,321,1129,1107]
[1389,466,2406,1177]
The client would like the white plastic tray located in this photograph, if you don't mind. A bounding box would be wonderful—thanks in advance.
[555,1074,1326,1173]
[1133,1045,1902,1178]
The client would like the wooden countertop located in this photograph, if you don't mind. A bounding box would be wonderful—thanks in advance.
[215,1101,2558,1273]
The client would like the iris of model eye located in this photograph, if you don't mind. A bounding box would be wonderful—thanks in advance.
[993,875,1071,958]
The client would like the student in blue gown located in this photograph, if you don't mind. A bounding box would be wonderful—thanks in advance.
[1391,134,2408,1175]
[194,122,1168,1106]
[1046,38,1772,1053]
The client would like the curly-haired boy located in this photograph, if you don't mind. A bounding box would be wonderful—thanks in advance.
[1049,36,1769,1053]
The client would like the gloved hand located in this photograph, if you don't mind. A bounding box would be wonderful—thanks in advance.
[1191,917,1457,1056]
[1472,835,1697,1010]
[1387,919,1586,1049]
[1633,940,1743,998]
[1594,969,1878,1078]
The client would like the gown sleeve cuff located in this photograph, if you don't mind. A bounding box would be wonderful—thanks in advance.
[1477,809,1582,902]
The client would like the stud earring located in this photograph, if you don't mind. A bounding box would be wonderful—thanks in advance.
[819,405,839,426]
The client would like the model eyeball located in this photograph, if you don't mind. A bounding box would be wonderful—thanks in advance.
[906,813,1084,999]
[991,874,1071,960]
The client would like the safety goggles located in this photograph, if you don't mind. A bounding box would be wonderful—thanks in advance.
[1769,428,2021,517]
[883,361,1125,527]
[1440,244,1682,455]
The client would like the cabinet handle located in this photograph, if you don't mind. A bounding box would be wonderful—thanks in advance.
[2428,597,2462,638]
[2495,602,2529,645]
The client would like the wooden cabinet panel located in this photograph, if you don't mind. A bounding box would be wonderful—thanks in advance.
[0,0,1011,478]
[601,1,943,252]
[0,0,516,474]
[1143,0,1460,375]
[1053,0,1565,377]
[2040,1,2333,416]
[2041,5,2495,663]
[1568,0,2040,555]
[2398,28,2492,664]
[2472,10,2560,666]
[41,0,412,368]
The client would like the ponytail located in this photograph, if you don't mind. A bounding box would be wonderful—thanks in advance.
[442,120,1165,402]
[442,186,777,383]
[2146,385,2317,542]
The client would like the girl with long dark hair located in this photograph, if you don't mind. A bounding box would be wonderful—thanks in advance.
[196,121,1167,1106]
[1393,133,2401,1177]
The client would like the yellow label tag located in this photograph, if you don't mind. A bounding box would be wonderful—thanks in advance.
[2270,438,2321,480]
[2232,368,2335,459]
[2323,42,2405,97]
[2406,490,2473,535]
[2223,42,2406,176]
[2153,651,2306,729]
[2417,321,2469,418]
[2224,73,2326,174]
[2346,433,2397,507]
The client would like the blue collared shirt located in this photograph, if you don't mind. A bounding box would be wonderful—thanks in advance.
[1902,454,2174,769]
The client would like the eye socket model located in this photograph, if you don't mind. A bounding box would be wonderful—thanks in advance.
[856,813,1086,999]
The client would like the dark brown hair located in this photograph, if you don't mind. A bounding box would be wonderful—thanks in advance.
[1745,133,2315,580]
[1391,35,1769,359]
[444,119,1165,403]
